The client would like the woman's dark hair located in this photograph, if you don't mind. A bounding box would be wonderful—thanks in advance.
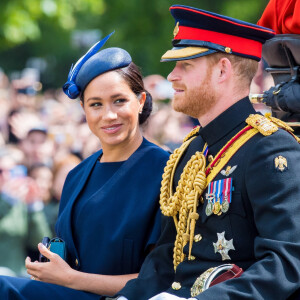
[115,62,152,125]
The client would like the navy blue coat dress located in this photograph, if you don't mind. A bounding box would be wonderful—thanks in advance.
[118,98,300,300]
[0,138,169,300]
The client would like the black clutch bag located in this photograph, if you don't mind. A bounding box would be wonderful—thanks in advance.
[39,237,66,262]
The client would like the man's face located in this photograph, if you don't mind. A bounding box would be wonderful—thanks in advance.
[167,56,217,119]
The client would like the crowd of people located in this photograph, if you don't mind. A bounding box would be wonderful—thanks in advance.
[0,68,89,276]
[0,58,197,278]
[1,0,300,299]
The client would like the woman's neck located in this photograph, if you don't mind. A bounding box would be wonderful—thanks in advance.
[100,133,143,162]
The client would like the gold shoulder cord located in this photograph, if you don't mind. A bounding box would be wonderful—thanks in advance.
[160,114,285,271]
[160,126,207,269]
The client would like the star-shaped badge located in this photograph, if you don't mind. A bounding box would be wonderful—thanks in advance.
[213,232,235,260]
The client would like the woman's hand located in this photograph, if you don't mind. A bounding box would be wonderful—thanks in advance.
[26,244,139,295]
[25,243,75,287]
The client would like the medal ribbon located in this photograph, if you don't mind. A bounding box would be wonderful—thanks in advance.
[212,181,217,205]
[216,179,222,204]
[226,178,233,203]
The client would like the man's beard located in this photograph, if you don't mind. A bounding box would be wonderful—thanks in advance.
[172,70,217,119]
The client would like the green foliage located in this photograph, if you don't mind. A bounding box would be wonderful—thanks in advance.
[222,0,269,22]
[0,0,270,89]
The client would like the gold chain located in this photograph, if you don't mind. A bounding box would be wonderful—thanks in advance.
[160,127,207,270]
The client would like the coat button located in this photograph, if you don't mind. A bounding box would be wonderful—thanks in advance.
[75,259,79,266]
[172,282,181,290]
[194,234,202,242]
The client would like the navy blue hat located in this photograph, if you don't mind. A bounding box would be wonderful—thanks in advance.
[161,5,275,62]
[63,32,132,99]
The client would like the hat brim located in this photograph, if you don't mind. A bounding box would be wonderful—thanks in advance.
[161,46,217,62]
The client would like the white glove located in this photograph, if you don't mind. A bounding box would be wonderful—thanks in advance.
[116,297,128,300]
[149,292,197,300]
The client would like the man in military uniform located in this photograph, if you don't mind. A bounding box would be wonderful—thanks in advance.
[115,4,300,300]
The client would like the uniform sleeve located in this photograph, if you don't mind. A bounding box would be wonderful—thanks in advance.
[195,131,300,299]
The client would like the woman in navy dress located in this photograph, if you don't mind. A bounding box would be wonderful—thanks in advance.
[0,32,169,299]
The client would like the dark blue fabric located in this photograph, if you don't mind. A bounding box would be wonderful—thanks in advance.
[0,138,169,299]
[0,276,99,300]
[72,160,124,250]
[75,47,131,96]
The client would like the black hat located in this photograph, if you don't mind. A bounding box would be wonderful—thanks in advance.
[161,5,275,62]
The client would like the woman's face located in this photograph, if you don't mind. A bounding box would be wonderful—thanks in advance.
[82,71,145,150]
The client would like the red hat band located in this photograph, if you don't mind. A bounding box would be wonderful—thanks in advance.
[174,26,263,60]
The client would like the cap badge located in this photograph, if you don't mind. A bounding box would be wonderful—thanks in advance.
[213,232,235,261]
[173,22,180,37]
[224,47,232,53]
[275,155,288,172]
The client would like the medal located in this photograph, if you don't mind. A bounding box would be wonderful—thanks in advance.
[221,200,229,213]
[213,231,235,260]
[213,180,222,215]
[213,201,221,214]
[205,201,213,216]
[206,178,233,216]
[221,178,233,213]
[205,182,215,216]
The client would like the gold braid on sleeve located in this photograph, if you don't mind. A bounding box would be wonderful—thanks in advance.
[160,127,207,270]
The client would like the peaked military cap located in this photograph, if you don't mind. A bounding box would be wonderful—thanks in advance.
[161,5,275,62]
[63,31,132,99]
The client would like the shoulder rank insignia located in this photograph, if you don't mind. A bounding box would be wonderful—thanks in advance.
[246,114,278,136]
[265,113,294,132]
[213,232,235,261]
[221,165,237,176]
[275,155,288,172]
[265,113,300,144]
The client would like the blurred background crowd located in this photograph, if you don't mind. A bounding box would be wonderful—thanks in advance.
[0,64,201,278]
[0,0,271,279]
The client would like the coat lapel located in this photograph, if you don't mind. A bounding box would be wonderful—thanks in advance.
[62,150,102,265]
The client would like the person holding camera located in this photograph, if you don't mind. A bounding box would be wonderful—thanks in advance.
[0,33,169,299]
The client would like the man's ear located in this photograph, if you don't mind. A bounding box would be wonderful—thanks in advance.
[217,57,232,83]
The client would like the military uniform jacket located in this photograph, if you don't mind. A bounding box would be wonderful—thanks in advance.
[119,97,300,300]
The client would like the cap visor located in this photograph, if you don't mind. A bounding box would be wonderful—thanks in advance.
[161,46,214,62]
